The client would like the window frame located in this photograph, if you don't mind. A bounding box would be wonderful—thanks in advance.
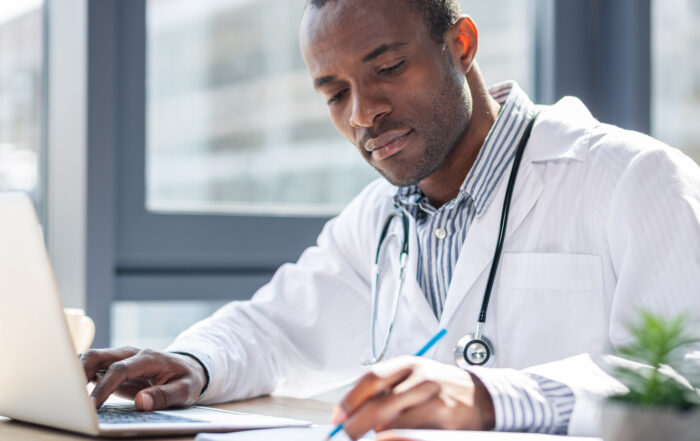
[534,0,651,134]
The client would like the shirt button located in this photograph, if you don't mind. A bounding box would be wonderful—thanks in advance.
[434,228,447,240]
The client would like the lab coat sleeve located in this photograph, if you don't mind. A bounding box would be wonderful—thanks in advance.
[166,180,391,404]
[551,137,700,436]
[469,353,628,436]
[606,138,700,340]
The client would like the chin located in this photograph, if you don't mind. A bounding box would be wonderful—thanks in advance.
[376,168,423,188]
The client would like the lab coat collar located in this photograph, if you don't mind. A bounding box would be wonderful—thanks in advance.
[437,96,597,325]
[528,96,598,164]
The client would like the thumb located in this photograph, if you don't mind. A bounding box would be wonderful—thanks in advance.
[135,381,192,411]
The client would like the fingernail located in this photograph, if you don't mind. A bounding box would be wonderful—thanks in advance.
[331,406,347,424]
[142,394,153,411]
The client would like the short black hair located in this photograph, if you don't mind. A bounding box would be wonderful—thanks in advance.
[305,0,462,43]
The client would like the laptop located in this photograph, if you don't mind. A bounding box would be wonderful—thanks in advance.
[0,192,311,437]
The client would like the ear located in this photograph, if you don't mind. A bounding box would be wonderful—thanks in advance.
[445,16,478,74]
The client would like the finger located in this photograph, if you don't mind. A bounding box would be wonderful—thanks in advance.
[110,378,154,400]
[134,378,198,411]
[375,433,416,441]
[382,391,486,432]
[80,347,140,383]
[81,347,140,382]
[335,367,412,423]
[374,435,415,441]
[376,396,448,432]
[342,380,441,440]
[91,354,170,408]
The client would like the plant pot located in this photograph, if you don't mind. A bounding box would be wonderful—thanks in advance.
[601,401,700,441]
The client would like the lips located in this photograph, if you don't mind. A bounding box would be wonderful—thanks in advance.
[364,128,413,161]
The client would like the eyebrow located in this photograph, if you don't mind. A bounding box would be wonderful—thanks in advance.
[314,75,336,89]
[362,42,407,63]
[312,42,407,90]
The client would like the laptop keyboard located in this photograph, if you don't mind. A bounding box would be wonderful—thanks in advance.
[97,404,206,424]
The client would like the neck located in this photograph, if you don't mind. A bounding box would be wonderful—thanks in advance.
[418,66,500,208]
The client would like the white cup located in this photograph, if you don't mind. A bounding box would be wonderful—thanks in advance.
[63,308,95,353]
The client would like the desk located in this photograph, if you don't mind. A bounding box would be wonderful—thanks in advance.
[0,396,334,441]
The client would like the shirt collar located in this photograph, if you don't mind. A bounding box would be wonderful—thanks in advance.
[395,81,536,216]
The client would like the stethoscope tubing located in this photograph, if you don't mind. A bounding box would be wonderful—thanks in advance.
[368,207,410,364]
[368,113,538,366]
[477,113,538,326]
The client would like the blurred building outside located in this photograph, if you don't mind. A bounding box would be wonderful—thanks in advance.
[0,0,44,219]
[145,0,535,218]
[652,0,700,163]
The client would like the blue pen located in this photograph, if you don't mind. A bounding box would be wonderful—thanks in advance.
[326,328,448,440]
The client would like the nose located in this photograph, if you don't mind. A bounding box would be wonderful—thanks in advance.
[348,86,391,128]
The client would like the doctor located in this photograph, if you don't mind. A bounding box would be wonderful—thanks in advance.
[81,0,700,438]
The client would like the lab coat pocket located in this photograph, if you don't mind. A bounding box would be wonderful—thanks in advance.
[496,253,605,369]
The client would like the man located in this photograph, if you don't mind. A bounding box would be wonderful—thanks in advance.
[82,0,700,438]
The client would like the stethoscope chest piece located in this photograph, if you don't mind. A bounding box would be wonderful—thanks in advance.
[454,333,495,368]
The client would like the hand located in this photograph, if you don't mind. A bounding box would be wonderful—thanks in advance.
[332,356,495,440]
[80,347,208,411]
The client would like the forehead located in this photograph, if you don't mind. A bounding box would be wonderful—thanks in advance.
[300,0,427,72]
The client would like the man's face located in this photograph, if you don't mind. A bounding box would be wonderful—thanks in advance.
[300,0,472,187]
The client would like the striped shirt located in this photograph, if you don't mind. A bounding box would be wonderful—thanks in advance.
[394,82,574,434]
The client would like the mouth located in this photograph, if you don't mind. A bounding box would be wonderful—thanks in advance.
[364,128,413,161]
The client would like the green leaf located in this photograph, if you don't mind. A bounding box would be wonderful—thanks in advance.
[609,311,699,410]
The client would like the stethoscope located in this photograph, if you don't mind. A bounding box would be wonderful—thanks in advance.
[367,114,538,368]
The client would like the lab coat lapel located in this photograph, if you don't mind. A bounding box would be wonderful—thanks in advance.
[439,157,544,327]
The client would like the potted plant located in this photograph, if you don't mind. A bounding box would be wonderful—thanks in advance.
[601,312,700,441]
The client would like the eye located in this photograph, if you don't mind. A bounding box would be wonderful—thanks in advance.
[378,60,406,75]
[327,88,348,106]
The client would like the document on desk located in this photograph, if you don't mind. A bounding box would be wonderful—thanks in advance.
[195,425,369,441]
[195,426,602,441]
[376,429,601,440]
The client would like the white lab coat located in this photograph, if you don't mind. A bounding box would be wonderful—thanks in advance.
[168,97,700,436]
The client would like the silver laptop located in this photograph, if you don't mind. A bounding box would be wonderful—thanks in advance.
[0,192,311,437]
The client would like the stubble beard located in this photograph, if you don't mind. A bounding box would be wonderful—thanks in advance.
[370,64,471,188]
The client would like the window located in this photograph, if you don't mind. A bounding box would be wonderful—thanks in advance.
[144,0,535,217]
[112,301,226,349]
[652,0,700,164]
[0,0,45,220]
[146,0,377,216]
[459,0,535,96]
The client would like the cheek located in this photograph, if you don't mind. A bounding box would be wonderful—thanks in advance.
[392,71,451,117]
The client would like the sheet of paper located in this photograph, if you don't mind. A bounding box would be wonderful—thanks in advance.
[195,425,369,441]
[376,429,601,440]
[196,426,601,441]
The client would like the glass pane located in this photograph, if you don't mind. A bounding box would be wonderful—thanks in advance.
[459,0,535,97]
[146,0,535,215]
[652,0,700,164]
[0,0,44,218]
[112,300,228,349]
